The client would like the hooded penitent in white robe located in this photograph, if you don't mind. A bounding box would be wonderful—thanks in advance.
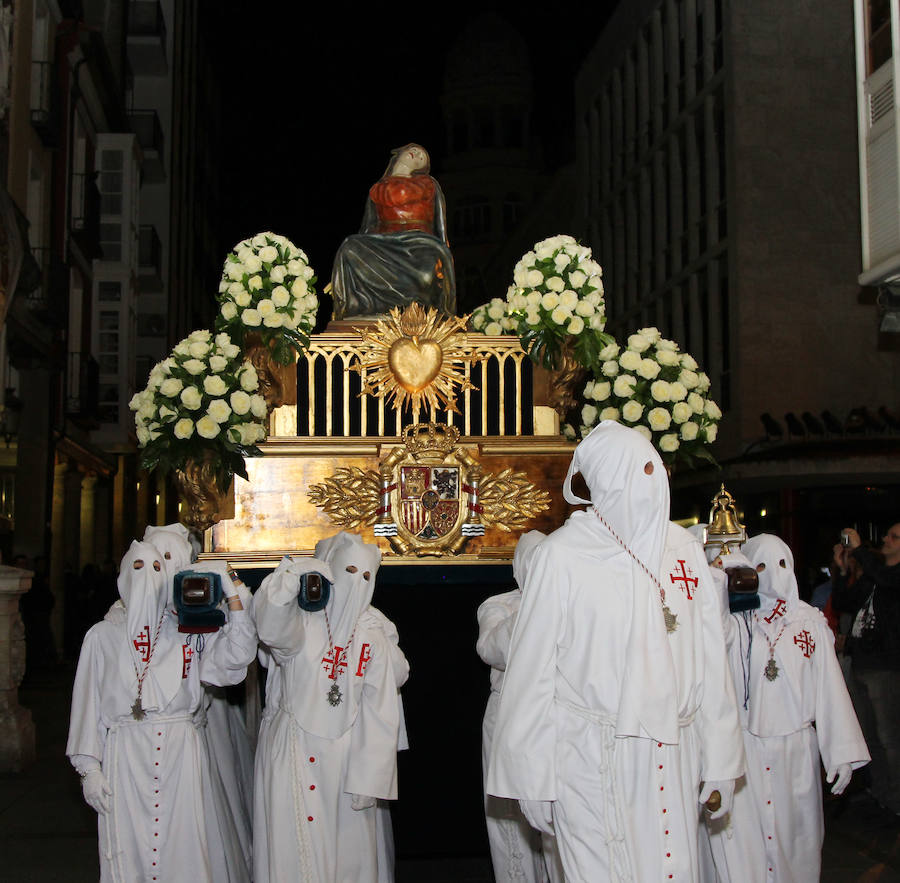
[252,532,409,883]
[703,535,870,883]
[67,540,258,883]
[487,421,743,882]
[478,530,563,883]
[145,523,254,883]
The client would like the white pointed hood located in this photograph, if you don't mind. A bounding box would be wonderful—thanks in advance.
[143,523,194,605]
[744,534,800,616]
[564,421,678,743]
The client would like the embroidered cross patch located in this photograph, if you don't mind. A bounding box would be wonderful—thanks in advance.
[793,630,815,658]
[322,646,348,680]
[764,599,787,623]
[182,644,193,678]
[669,560,698,600]
[133,627,151,663]
[355,643,371,677]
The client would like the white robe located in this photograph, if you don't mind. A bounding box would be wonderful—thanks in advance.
[703,538,870,883]
[478,588,562,883]
[67,609,258,882]
[487,516,743,882]
[253,544,408,883]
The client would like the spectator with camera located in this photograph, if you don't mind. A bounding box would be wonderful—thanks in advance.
[832,523,900,813]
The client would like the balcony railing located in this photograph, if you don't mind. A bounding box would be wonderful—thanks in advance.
[128,109,165,182]
[127,0,167,75]
[138,224,163,291]
[67,351,100,423]
[26,247,67,324]
[30,61,59,146]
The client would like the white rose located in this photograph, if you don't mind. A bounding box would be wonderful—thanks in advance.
[575,300,595,317]
[656,337,678,351]
[672,401,693,424]
[514,267,529,287]
[159,377,183,398]
[636,358,661,380]
[302,266,314,280]
[224,343,240,359]
[500,316,516,331]
[680,421,699,441]
[237,422,265,445]
[250,394,267,418]
[657,349,679,366]
[668,381,687,401]
[247,275,262,292]
[526,291,542,307]
[627,333,652,353]
[582,404,598,425]
[180,386,202,410]
[242,309,262,327]
[568,269,586,289]
[485,321,503,335]
[601,359,619,377]
[591,380,611,401]
[472,312,485,330]
[137,401,156,422]
[227,281,245,297]
[679,369,699,389]
[286,259,303,275]
[704,424,718,442]
[183,359,205,375]
[173,341,189,357]
[621,400,644,422]
[251,233,270,247]
[230,390,251,415]
[598,342,620,360]
[487,302,505,320]
[554,252,571,271]
[221,302,238,321]
[680,354,698,371]
[264,313,284,328]
[302,294,318,312]
[240,365,259,392]
[647,407,672,431]
[636,327,661,342]
[567,316,585,335]
[235,290,252,308]
[236,246,254,263]
[225,260,245,281]
[188,341,208,359]
[203,375,228,397]
[583,380,595,398]
[196,415,221,439]
[257,299,276,318]
[207,398,232,423]
[599,407,620,422]
[270,265,286,284]
[589,313,606,331]
[136,426,150,445]
[272,286,290,307]
[541,292,560,310]
[258,245,278,263]
[619,350,642,371]
[650,380,671,402]
[550,307,570,326]
[243,254,262,273]
[291,277,308,298]
[559,290,578,311]
[521,250,536,265]
[688,392,705,414]
[215,332,231,348]
[546,276,565,292]
[697,372,711,392]
[173,418,194,439]
[525,309,540,326]
[613,375,637,397]
[535,244,554,260]
[659,433,680,452]
[634,425,652,441]
[705,400,722,419]
[209,355,227,373]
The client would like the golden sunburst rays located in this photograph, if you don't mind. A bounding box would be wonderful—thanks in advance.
[354,303,474,419]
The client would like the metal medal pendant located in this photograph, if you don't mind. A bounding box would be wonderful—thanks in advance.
[662,605,678,634]
[131,697,145,720]
[327,683,343,707]
[764,657,779,681]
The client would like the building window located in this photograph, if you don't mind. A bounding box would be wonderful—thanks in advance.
[867,0,892,73]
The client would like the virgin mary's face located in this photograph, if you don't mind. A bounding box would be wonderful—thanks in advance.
[396,145,428,172]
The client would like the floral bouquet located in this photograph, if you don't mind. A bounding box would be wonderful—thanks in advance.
[216,232,318,365]
[130,330,269,490]
[471,234,613,370]
[571,327,722,465]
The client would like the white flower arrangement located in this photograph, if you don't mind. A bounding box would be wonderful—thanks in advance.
[216,232,318,365]
[130,330,269,489]
[571,327,722,466]
[470,234,613,369]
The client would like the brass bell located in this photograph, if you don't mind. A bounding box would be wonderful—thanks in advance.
[703,484,746,557]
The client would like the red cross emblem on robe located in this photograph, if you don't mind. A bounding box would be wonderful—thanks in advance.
[669,559,698,600]
[355,643,371,678]
[322,646,349,680]
[133,627,151,663]
[764,599,787,623]
[182,644,193,678]
[793,630,815,658]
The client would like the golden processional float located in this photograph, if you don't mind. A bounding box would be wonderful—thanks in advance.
[199,303,581,568]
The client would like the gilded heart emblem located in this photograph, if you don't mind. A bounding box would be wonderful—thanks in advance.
[387,338,444,393]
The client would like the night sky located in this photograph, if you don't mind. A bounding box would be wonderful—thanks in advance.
[202,1,619,290]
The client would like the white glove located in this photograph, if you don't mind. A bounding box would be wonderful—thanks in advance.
[827,763,853,796]
[700,779,735,820]
[82,769,112,815]
[519,799,554,835]
[351,793,376,811]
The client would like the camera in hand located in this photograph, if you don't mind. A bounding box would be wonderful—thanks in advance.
[298,571,331,612]
[174,571,227,633]
[726,565,760,613]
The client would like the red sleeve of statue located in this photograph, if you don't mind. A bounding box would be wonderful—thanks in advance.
[369,175,436,233]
